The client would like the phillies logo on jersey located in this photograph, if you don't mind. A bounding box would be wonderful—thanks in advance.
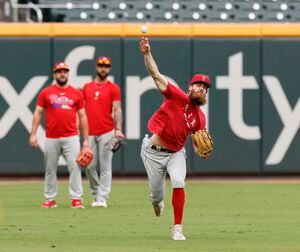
[94,91,100,100]
[183,104,196,129]
[50,95,74,109]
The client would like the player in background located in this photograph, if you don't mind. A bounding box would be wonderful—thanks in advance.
[139,37,211,240]
[29,62,90,209]
[82,56,124,208]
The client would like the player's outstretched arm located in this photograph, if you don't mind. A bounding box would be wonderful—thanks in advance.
[139,37,168,92]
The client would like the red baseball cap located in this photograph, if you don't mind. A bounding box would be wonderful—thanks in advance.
[96,56,112,66]
[53,62,70,72]
[189,74,211,88]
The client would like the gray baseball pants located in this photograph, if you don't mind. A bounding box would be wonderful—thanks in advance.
[85,130,114,202]
[140,134,187,204]
[44,135,83,200]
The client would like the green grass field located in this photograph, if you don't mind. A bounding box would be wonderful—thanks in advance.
[0,180,300,252]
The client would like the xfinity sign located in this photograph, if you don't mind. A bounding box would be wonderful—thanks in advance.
[0,47,298,166]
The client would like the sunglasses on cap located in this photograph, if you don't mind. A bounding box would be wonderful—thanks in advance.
[97,58,111,66]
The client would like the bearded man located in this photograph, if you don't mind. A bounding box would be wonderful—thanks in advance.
[139,37,212,240]
[82,56,124,208]
[29,62,89,209]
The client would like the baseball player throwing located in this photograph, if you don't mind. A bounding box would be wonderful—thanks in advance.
[29,62,90,209]
[139,37,212,240]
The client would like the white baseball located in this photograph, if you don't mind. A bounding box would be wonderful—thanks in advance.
[140,25,148,34]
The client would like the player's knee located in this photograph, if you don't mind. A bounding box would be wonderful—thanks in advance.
[68,162,81,173]
[171,177,185,188]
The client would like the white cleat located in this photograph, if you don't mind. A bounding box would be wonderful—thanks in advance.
[172,224,186,241]
[91,200,107,208]
[153,201,164,217]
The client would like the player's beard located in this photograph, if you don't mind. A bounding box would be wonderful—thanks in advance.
[56,77,68,86]
[189,91,207,106]
[96,71,109,81]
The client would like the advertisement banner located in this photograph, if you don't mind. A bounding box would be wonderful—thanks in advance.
[0,37,299,174]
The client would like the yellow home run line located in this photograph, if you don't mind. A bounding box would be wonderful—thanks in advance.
[1,23,300,37]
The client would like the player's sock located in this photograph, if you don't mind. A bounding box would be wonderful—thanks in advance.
[172,188,185,225]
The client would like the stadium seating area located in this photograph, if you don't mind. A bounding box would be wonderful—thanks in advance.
[14,0,300,23]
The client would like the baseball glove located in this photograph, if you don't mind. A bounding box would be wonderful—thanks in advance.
[76,148,94,168]
[104,137,125,153]
[191,129,213,159]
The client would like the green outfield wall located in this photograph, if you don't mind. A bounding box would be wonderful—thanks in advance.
[0,36,299,174]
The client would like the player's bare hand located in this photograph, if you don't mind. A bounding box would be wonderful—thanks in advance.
[29,134,38,148]
[81,139,91,151]
[139,37,150,54]
[115,129,125,139]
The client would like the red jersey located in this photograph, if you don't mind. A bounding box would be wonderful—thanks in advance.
[37,84,84,138]
[82,80,121,136]
[148,83,206,152]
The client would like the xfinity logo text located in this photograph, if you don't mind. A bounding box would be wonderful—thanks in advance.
[0,47,299,166]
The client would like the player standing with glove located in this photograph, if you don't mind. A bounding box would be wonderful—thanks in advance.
[29,62,90,209]
[139,37,213,240]
[82,56,124,208]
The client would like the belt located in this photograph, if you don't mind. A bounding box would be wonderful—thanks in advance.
[150,145,175,153]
